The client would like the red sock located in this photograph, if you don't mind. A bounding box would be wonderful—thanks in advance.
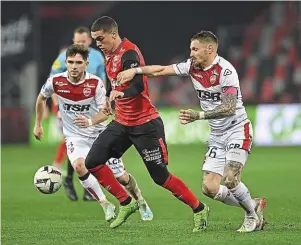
[89,164,129,203]
[163,174,200,209]
[54,141,66,166]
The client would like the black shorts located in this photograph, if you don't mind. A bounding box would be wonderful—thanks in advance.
[86,117,168,168]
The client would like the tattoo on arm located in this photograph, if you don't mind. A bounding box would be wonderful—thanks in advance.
[204,93,236,119]
[189,110,200,121]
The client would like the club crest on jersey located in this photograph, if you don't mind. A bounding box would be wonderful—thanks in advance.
[210,70,219,84]
[83,88,91,97]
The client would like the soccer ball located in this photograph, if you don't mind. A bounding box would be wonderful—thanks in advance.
[34,165,63,194]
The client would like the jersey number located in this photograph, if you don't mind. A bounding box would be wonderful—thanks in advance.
[208,147,218,158]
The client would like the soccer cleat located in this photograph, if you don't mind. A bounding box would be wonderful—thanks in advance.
[192,204,210,232]
[236,214,259,233]
[110,199,139,229]
[63,178,78,201]
[103,202,116,222]
[83,189,96,201]
[254,197,267,230]
[138,199,154,221]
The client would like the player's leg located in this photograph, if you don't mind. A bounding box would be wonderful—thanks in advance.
[108,158,153,221]
[85,121,139,228]
[202,143,240,207]
[224,121,266,232]
[63,158,78,201]
[66,137,115,221]
[131,117,209,232]
[52,140,67,171]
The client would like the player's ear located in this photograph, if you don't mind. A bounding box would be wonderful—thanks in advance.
[86,61,89,67]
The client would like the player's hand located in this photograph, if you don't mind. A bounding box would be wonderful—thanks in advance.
[74,115,90,128]
[117,68,136,84]
[102,98,113,116]
[178,109,200,125]
[33,124,43,141]
[110,90,124,101]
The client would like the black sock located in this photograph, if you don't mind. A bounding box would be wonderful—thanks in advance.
[78,172,90,181]
[120,196,132,206]
[193,202,205,213]
[66,158,74,181]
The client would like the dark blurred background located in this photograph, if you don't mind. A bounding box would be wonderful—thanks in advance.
[1,1,301,144]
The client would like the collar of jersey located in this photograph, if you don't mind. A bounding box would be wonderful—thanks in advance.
[64,71,90,85]
[202,55,220,71]
[112,38,128,55]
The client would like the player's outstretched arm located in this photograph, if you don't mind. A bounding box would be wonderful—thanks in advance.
[117,65,176,84]
[34,94,47,140]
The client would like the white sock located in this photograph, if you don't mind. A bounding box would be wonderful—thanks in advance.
[79,173,107,204]
[214,185,241,207]
[230,182,256,216]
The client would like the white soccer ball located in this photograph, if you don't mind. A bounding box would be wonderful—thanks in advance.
[34,165,63,194]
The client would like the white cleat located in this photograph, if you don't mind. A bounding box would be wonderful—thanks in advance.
[236,214,259,233]
[254,197,267,230]
[103,202,116,222]
[138,200,153,221]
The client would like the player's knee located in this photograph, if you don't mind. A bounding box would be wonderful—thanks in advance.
[202,181,219,198]
[85,151,107,170]
[223,173,238,189]
[72,158,86,176]
[149,166,170,186]
[116,172,130,186]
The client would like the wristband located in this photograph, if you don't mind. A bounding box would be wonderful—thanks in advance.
[136,67,142,74]
[199,111,205,120]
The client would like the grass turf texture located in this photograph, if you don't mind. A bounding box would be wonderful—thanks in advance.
[2,145,300,245]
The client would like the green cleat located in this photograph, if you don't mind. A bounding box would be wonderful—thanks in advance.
[193,204,210,232]
[110,199,139,229]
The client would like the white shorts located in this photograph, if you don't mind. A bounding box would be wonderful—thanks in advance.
[66,137,125,178]
[202,120,253,176]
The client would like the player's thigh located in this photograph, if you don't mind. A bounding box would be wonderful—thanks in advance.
[106,158,126,179]
[86,121,132,169]
[131,117,168,165]
[225,121,253,167]
[66,137,91,165]
[131,117,169,184]
[202,139,226,177]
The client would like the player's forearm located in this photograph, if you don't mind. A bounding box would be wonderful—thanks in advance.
[203,94,236,119]
[136,65,166,77]
[90,111,109,125]
[35,94,47,125]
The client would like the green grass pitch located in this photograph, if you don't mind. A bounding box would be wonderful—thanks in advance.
[2,145,301,245]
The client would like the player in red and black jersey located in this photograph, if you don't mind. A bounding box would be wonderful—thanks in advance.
[84,16,209,231]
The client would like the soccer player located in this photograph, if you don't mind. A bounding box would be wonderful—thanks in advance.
[33,44,153,222]
[84,16,209,231]
[117,31,266,233]
[49,26,106,201]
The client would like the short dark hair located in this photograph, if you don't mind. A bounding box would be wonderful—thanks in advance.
[66,44,89,60]
[191,31,218,44]
[91,16,118,33]
[74,26,90,35]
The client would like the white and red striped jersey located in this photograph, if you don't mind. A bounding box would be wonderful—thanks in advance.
[40,72,106,138]
[173,55,248,132]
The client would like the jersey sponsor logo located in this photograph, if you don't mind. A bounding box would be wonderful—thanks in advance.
[192,73,203,78]
[83,88,91,97]
[55,81,68,86]
[57,89,70,93]
[226,143,241,151]
[197,90,221,101]
[223,69,232,76]
[84,83,96,88]
[63,103,91,112]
